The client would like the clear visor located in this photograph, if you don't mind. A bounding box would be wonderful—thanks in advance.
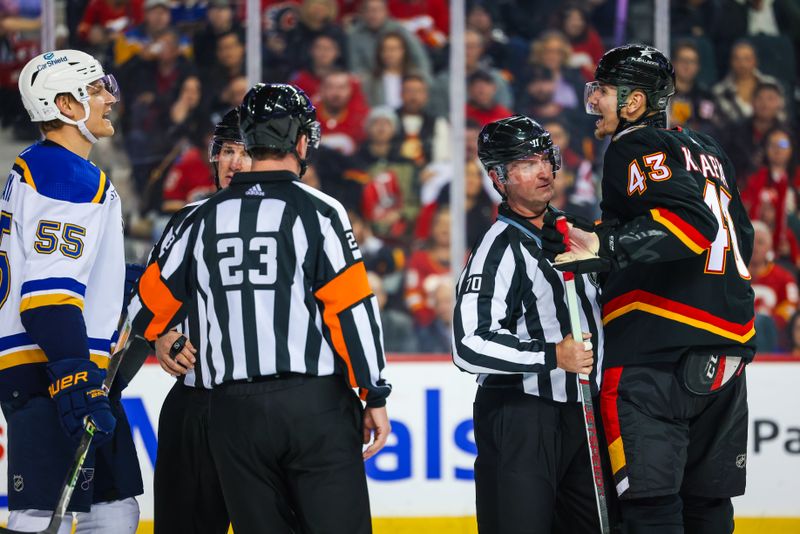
[89,74,121,102]
[584,81,602,115]
[210,140,252,168]
[501,148,561,182]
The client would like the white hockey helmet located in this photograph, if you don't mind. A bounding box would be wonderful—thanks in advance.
[18,49,120,143]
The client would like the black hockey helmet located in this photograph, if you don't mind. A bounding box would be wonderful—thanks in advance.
[588,44,675,115]
[478,115,561,180]
[239,83,320,176]
[209,108,242,161]
[209,108,246,188]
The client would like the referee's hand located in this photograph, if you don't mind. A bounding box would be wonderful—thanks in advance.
[362,406,391,460]
[155,331,197,377]
[555,333,594,375]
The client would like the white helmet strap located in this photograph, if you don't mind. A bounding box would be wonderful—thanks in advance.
[55,96,98,144]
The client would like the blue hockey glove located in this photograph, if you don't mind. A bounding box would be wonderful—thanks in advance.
[47,359,116,447]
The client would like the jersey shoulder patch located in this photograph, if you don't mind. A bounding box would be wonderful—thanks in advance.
[16,141,109,204]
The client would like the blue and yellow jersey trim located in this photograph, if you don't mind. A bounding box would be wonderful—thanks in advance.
[19,277,86,313]
[0,332,112,371]
[16,141,109,204]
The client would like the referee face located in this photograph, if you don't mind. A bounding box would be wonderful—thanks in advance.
[502,153,555,217]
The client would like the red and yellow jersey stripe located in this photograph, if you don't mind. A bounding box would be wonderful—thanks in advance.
[603,289,755,343]
[650,207,712,254]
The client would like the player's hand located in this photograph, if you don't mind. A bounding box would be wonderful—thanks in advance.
[542,211,598,255]
[362,406,391,460]
[555,333,594,375]
[155,331,196,377]
[47,359,116,446]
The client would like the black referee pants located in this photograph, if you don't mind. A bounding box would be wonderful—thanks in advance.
[154,382,229,534]
[474,386,603,534]
[208,374,371,534]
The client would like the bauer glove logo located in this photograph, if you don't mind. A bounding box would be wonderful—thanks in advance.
[48,371,89,396]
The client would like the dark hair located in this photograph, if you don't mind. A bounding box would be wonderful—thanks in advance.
[217,29,243,46]
[555,2,590,42]
[468,69,495,86]
[373,30,412,78]
[762,125,797,176]
[248,147,292,161]
[672,39,699,58]
[402,73,427,86]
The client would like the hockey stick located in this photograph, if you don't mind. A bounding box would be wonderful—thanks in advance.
[556,216,611,534]
[0,316,149,534]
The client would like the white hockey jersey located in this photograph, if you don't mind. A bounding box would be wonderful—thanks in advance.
[0,140,124,399]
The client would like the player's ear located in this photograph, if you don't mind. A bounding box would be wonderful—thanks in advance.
[54,93,77,119]
[625,89,647,118]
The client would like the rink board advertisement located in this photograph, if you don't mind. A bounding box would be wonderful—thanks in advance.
[0,357,798,530]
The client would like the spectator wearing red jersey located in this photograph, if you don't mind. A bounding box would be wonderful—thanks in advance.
[555,3,604,81]
[354,106,419,241]
[750,221,799,349]
[77,0,144,45]
[466,70,513,126]
[405,205,450,328]
[290,32,345,101]
[742,127,798,261]
[388,0,448,48]
[316,69,370,155]
[161,144,216,212]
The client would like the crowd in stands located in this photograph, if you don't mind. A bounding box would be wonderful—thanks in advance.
[1,0,800,355]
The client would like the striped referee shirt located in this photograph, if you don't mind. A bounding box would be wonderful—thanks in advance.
[128,170,391,407]
[452,204,604,402]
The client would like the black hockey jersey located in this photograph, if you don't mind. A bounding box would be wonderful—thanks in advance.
[599,125,756,366]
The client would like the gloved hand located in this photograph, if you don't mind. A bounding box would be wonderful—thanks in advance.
[541,210,597,259]
[553,227,609,273]
[47,359,116,447]
[542,212,626,274]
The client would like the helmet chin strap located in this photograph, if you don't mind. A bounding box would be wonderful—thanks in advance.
[57,100,99,145]
[293,147,308,178]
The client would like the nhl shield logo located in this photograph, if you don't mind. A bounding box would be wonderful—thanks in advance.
[736,454,747,468]
[13,475,23,492]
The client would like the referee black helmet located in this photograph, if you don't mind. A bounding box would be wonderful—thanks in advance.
[239,83,321,177]
[478,115,561,187]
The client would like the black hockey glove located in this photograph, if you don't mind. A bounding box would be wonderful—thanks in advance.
[47,359,116,446]
[541,210,597,259]
[552,220,624,274]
